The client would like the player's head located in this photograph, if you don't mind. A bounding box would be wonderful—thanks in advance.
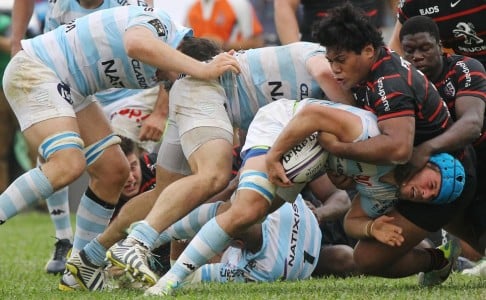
[399,16,443,79]
[177,36,223,62]
[119,136,143,200]
[313,2,384,55]
[398,153,465,204]
[158,37,224,87]
[312,3,384,90]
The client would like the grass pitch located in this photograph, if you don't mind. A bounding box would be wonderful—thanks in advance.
[0,211,484,299]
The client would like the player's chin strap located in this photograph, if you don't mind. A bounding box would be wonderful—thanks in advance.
[83,133,121,166]
[237,170,276,204]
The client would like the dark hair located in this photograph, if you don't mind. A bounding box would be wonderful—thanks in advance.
[118,135,137,156]
[399,16,441,44]
[177,37,223,62]
[312,2,384,54]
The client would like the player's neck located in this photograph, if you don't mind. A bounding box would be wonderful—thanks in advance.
[79,0,104,9]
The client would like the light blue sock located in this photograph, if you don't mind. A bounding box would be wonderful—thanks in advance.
[129,220,159,249]
[45,186,73,241]
[83,237,107,266]
[0,168,53,222]
[72,194,114,255]
[163,218,232,284]
[153,201,222,248]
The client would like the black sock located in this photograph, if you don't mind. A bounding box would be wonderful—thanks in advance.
[85,187,115,209]
[425,248,448,271]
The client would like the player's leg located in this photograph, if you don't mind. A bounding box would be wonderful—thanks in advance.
[107,78,235,284]
[146,154,276,296]
[65,102,130,291]
[0,51,86,225]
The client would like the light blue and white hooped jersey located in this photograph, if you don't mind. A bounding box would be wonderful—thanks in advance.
[327,155,398,218]
[293,99,399,217]
[220,42,326,131]
[44,0,149,32]
[199,195,321,282]
[298,98,399,217]
[21,6,192,97]
[201,195,322,282]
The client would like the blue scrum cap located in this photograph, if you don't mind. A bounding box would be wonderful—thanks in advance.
[429,153,465,204]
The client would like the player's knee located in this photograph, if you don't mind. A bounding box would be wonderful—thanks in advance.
[39,131,86,183]
[226,205,265,230]
[199,171,231,195]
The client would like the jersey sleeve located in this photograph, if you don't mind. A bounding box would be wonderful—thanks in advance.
[453,57,486,102]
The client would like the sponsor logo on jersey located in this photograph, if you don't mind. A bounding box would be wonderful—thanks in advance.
[300,83,309,99]
[287,202,300,267]
[419,6,439,15]
[453,22,484,45]
[444,80,456,98]
[100,59,125,88]
[148,19,167,37]
[131,59,149,89]
[57,82,73,104]
[456,61,472,88]
[376,77,390,112]
[451,0,462,8]
[219,266,245,281]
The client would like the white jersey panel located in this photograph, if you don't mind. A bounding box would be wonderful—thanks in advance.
[220,42,325,130]
[242,98,379,154]
[21,6,189,96]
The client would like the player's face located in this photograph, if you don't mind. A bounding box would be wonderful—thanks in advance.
[325,47,375,90]
[400,32,443,80]
[398,163,441,202]
[122,153,142,199]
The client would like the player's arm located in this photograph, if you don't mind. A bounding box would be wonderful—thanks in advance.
[124,26,240,80]
[343,194,404,247]
[266,103,365,186]
[10,0,36,55]
[138,85,168,142]
[320,116,415,165]
[274,0,301,44]
[307,174,350,223]
[408,96,484,171]
[388,19,403,56]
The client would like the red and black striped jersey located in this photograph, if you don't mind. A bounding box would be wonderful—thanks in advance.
[352,47,452,146]
[398,0,486,68]
[434,53,486,146]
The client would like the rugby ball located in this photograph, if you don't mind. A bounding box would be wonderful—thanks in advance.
[281,133,328,183]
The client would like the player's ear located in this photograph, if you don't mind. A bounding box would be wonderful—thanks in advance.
[363,44,375,60]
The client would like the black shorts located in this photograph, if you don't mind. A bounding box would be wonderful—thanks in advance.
[396,147,477,232]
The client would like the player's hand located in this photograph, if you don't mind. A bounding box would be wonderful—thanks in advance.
[394,144,432,183]
[203,52,241,79]
[369,215,404,247]
[265,150,293,187]
[138,113,166,142]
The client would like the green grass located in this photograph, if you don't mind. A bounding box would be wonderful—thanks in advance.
[0,212,485,299]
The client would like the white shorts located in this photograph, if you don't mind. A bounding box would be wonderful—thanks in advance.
[242,98,297,154]
[3,51,94,131]
[168,76,233,158]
